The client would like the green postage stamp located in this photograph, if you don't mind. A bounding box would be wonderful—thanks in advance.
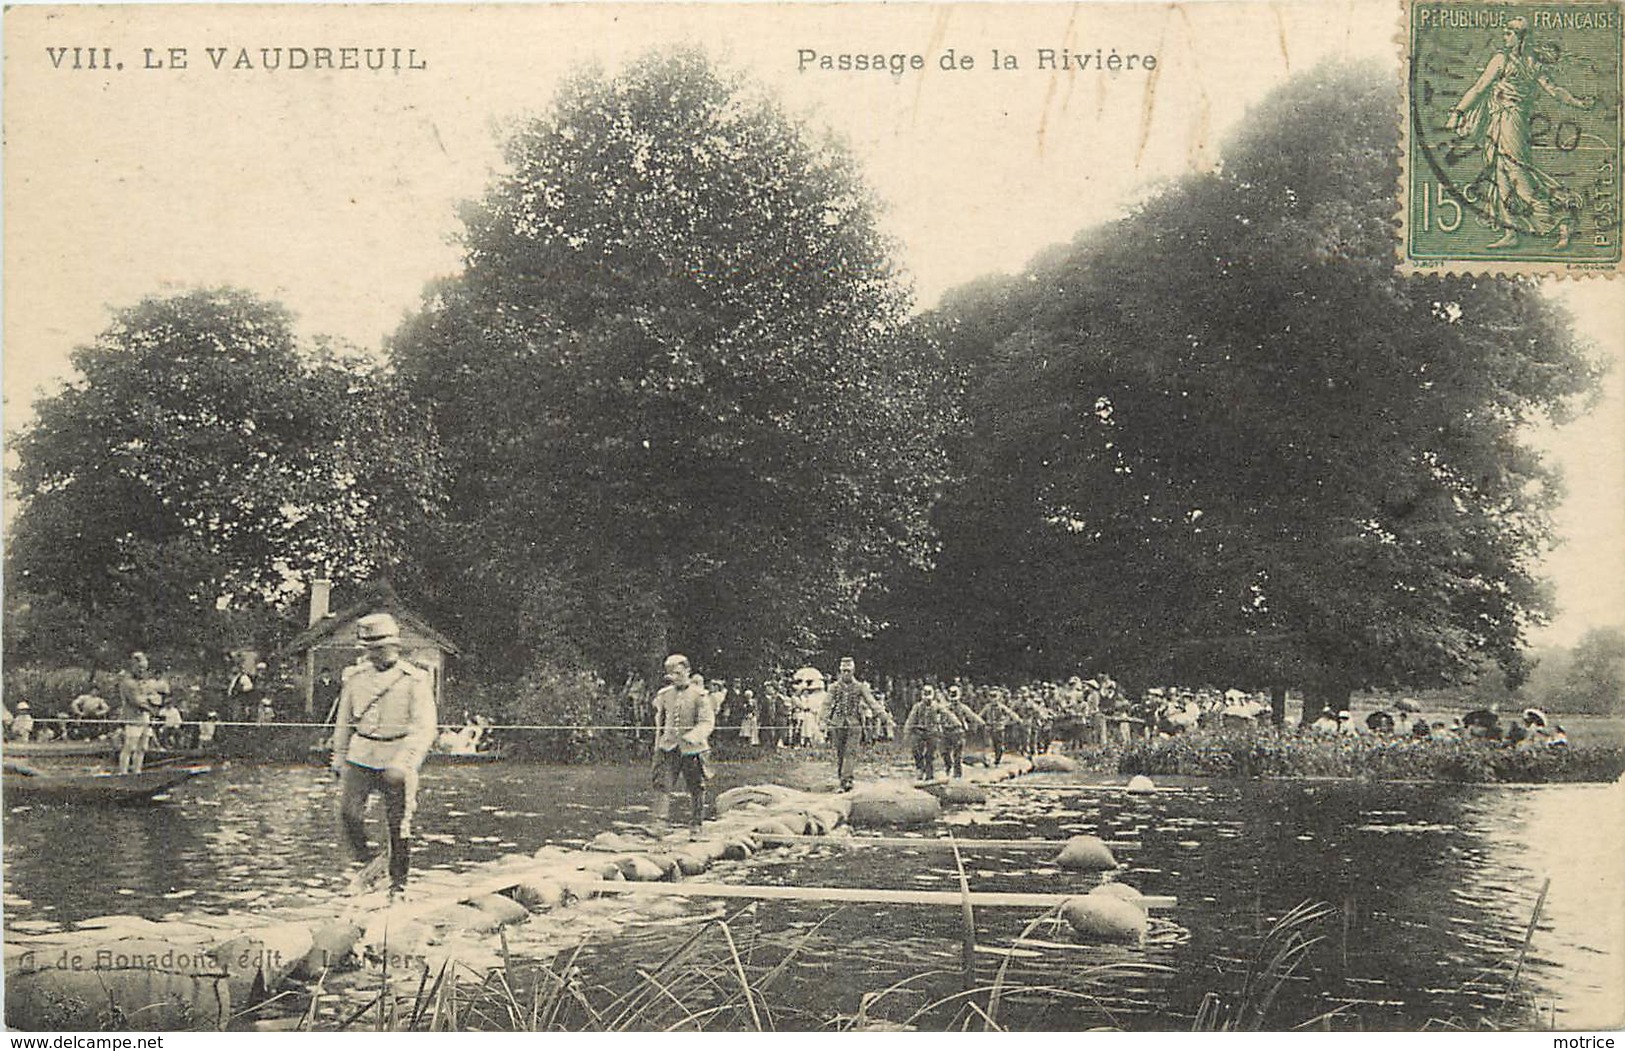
[1405,1,1623,272]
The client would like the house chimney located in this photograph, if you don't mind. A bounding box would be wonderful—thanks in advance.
[309,578,332,627]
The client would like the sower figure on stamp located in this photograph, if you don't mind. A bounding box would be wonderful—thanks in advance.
[331,613,437,894]
[650,654,715,833]
[1449,16,1596,250]
[820,656,882,792]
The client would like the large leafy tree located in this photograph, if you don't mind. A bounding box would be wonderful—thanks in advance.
[392,49,954,678]
[1559,626,1625,715]
[6,288,443,665]
[913,63,1600,708]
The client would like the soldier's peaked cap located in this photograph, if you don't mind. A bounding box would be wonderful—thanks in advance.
[356,613,402,647]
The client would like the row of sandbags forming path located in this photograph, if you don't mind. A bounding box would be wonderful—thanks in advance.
[3,753,1179,1031]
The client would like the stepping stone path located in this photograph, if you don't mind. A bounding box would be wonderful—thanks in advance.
[3,756,1039,1030]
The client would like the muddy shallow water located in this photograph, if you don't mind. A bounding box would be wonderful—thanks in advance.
[4,752,1621,1030]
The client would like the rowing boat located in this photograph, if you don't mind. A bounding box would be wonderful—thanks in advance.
[2,765,213,804]
[2,739,116,758]
[2,740,216,763]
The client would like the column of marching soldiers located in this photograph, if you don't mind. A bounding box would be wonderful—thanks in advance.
[628,667,1277,781]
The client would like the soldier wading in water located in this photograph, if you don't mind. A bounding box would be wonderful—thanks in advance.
[331,613,437,894]
[650,654,716,832]
[820,656,882,792]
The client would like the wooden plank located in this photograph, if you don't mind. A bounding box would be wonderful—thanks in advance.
[986,782,1192,793]
[567,879,1175,910]
[754,833,1138,851]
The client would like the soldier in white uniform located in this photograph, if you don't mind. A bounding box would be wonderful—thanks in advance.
[331,613,437,892]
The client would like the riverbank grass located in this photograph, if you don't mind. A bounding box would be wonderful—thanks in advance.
[1113,732,1625,783]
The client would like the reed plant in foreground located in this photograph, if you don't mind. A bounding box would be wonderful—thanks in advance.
[313,902,1169,1032]
[1191,899,1335,1031]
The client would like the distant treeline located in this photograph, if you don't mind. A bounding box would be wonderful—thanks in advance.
[2,54,1605,716]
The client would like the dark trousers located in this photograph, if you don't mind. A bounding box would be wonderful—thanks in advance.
[991,725,1008,765]
[912,735,939,779]
[829,724,860,788]
[339,762,410,886]
[941,733,965,779]
[652,748,708,825]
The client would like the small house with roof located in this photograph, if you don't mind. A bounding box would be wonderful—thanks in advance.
[281,580,457,716]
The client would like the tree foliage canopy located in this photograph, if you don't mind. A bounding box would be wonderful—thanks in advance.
[1560,626,1625,715]
[6,288,442,664]
[8,60,1605,703]
[909,63,1601,698]
[392,49,955,678]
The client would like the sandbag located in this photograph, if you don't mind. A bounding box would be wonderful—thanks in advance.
[468,893,530,926]
[1054,835,1117,871]
[809,807,845,833]
[752,818,800,838]
[213,922,313,1003]
[615,854,668,882]
[1031,753,1080,773]
[424,904,503,934]
[671,850,711,876]
[1061,895,1148,943]
[556,873,607,900]
[720,837,755,861]
[5,951,230,1031]
[847,782,942,828]
[690,839,731,864]
[934,780,988,805]
[715,784,804,813]
[511,877,567,910]
[360,914,429,960]
[588,830,658,852]
[297,920,362,978]
[1087,881,1148,911]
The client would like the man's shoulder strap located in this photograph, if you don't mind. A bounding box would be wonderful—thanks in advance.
[349,663,413,721]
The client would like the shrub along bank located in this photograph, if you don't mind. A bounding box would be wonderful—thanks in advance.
[1113,731,1625,783]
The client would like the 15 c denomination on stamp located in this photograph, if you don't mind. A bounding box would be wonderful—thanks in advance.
[1404,1,1623,273]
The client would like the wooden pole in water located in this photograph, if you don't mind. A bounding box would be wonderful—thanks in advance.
[565,880,1176,910]
[1507,876,1551,992]
[754,833,1138,851]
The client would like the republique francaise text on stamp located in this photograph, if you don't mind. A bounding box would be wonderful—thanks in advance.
[1404,0,1623,272]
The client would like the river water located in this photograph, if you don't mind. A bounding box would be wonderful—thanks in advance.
[4,755,1621,1031]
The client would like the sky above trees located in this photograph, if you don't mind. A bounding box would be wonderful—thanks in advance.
[5,2,1621,647]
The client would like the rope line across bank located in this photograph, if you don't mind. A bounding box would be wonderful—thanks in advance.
[16,718,881,733]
